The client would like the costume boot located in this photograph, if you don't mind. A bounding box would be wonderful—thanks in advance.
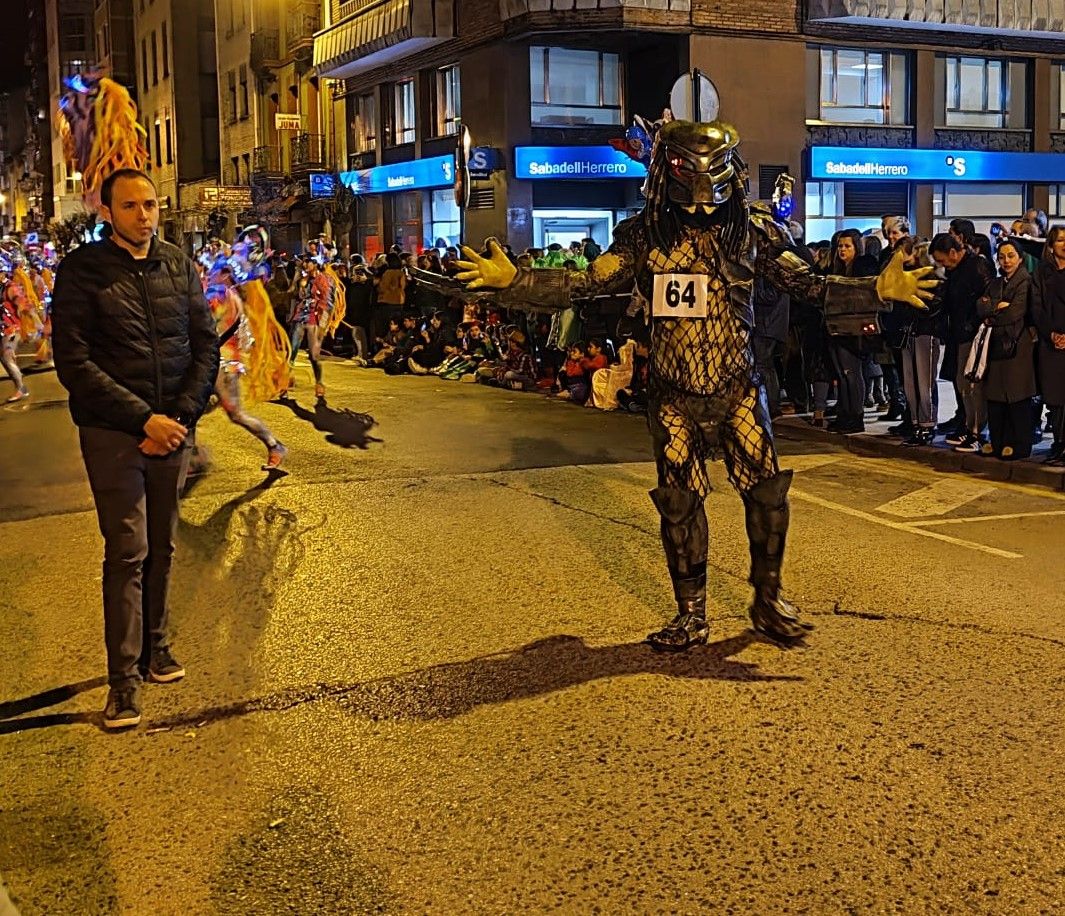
[742,470,811,642]
[646,487,710,652]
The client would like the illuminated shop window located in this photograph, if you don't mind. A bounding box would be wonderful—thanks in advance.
[931,182,1025,236]
[530,47,622,127]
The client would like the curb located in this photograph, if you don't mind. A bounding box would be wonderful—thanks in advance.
[776,417,1065,492]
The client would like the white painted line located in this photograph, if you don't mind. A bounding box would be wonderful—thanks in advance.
[874,478,998,518]
[909,509,1065,527]
[790,487,1023,559]
[782,454,845,473]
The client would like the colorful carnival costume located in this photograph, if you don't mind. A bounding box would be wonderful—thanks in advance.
[0,268,31,402]
[286,246,345,399]
[414,73,935,650]
[202,226,291,469]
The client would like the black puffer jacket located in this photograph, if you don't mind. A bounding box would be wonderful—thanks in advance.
[52,236,219,435]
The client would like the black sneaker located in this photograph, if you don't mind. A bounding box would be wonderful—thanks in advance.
[944,430,967,446]
[953,434,981,453]
[103,684,142,729]
[147,648,186,683]
[902,429,933,447]
[887,422,915,437]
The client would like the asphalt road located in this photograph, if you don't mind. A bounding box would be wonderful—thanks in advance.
[1,361,1063,914]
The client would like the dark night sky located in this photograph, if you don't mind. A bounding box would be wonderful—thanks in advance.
[0,0,30,92]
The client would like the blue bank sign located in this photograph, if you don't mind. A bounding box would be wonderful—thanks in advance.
[340,155,455,195]
[515,146,647,180]
[810,146,1065,183]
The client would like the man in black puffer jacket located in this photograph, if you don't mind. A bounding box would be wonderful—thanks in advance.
[52,169,219,730]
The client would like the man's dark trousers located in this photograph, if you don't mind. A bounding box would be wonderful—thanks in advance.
[79,427,192,688]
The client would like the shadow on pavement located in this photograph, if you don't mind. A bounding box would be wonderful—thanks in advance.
[272,396,380,449]
[0,677,106,720]
[0,677,105,735]
[153,630,800,731]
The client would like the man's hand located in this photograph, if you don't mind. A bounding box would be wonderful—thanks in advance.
[139,438,171,457]
[875,249,939,310]
[143,414,187,451]
[455,239,518,290]
[995,300,1011,312]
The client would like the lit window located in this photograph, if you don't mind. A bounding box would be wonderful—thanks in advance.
[530,47,622,127]
[945,56,1006,128]
[434,65,460,137]
[814,47,909,125]
[390,80,415,145]
[1055,63,1065,131]
[349,93,376,153]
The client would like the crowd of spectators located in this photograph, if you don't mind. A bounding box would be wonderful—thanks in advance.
[757,207,1065,466]
[264,237,651,413]
[267,211,1065,468]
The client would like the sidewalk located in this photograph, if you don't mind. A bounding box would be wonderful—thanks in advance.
[776,380,1065,492]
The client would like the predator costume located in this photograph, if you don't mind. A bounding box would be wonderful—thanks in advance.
[417,73,935,650]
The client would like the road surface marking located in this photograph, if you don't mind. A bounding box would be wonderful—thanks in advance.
[909,509,1065,527]
[783,454,845,473]
[790,487,1023,559]
[874,478,998,518]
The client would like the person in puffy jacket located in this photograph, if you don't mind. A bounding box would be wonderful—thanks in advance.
[51,168,219,730]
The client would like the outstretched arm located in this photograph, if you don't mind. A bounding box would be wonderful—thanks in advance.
[415,221,643,311]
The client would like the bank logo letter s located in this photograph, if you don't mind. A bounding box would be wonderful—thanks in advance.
[952,156,966,177]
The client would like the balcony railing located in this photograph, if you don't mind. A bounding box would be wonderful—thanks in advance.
[252,145,283,176]
[806,0,1065,37]
[285,1,320,51]
[250,30,280,78]
[290,133,325,170]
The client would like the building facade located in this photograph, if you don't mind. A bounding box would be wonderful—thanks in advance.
[310,0,1065,254]
[132,0,219,243]
[93,0,138,94]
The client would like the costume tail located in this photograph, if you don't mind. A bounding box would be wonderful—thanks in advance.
[324,263,347,337]
[241,279,292,402]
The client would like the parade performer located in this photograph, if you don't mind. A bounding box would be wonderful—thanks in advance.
[202,227,290,470]
[415,72,935,650]
[286,256,334,398]
[0,261,31,402]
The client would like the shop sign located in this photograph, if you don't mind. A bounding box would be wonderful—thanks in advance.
[339,155,455,195]
[309,172,336,198]
[469,147,503,180]
[809,146,1065,183]
[514,146,647,180]
[199,186,253,209]
[275,113,302,131]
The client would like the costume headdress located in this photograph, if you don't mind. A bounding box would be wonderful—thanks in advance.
[58,72,149,212]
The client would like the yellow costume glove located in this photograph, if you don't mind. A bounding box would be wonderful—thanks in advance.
[875,249,939,310]
[454,238,518,290]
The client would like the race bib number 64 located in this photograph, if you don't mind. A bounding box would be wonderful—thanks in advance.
[652,273,709,319]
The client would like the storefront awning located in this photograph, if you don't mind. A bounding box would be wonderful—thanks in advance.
[313,0,454,80]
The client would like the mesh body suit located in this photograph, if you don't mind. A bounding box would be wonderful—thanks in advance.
[495,199,881,646]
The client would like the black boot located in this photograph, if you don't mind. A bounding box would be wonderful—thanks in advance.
[646,487,711,652]
[742,471,812,643]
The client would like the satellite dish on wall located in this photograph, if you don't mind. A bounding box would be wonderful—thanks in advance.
[669,70,720,122]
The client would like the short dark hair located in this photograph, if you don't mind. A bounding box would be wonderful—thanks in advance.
[100,168,155,208]
[929,233,964,255]
[949,219,976,244]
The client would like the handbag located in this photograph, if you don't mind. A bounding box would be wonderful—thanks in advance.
[988,320,1022,361]
[964,323,991,382]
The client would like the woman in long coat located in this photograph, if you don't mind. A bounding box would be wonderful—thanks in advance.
[976,240,1037,459]
[1031,225,1065,465]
